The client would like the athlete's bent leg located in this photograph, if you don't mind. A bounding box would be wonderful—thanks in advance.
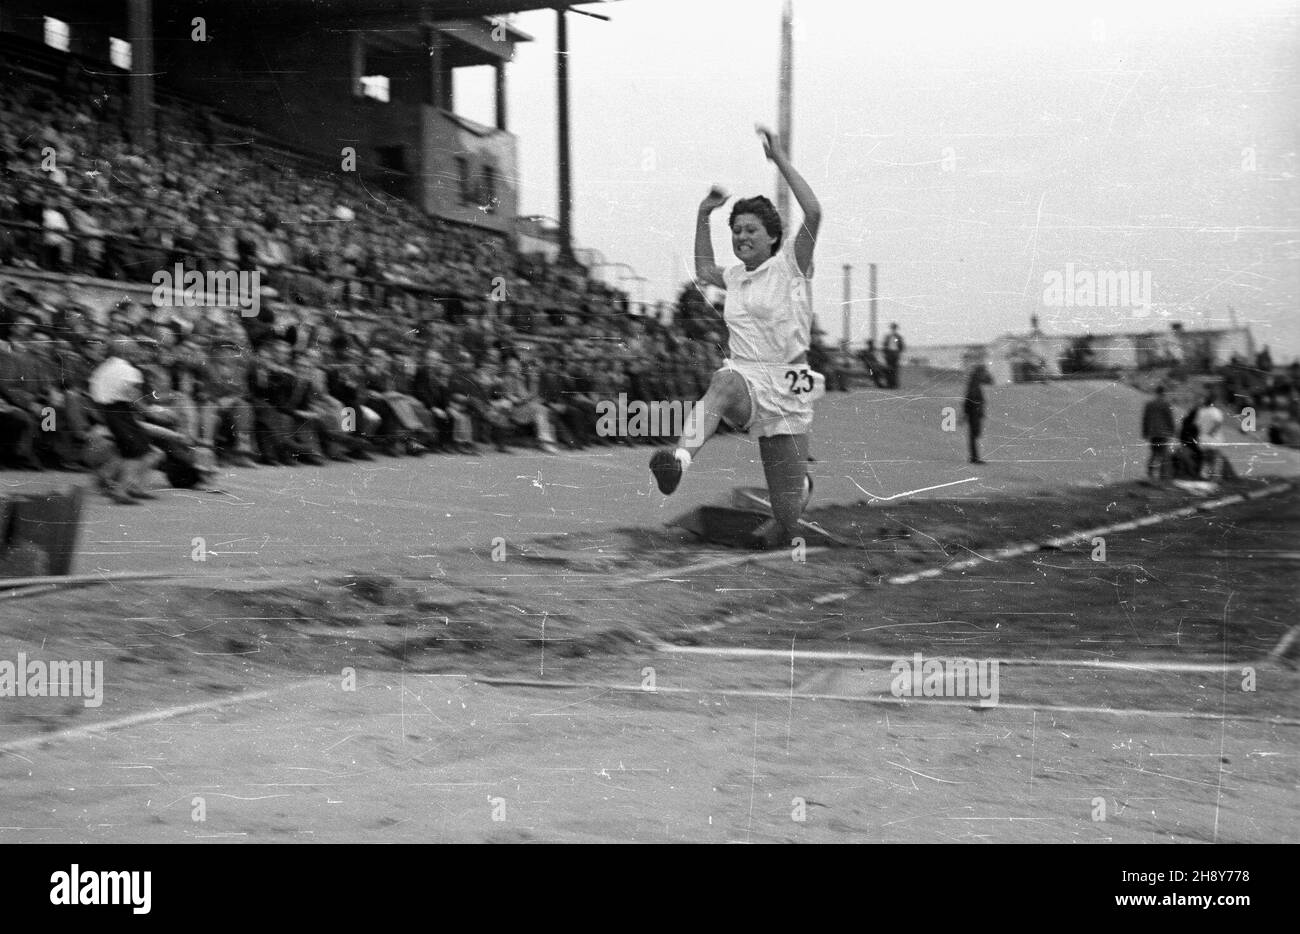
[678,369,752,459]
[651,369,752,495]
[758,433,811,539]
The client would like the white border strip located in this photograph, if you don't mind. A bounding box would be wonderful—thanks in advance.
[473,677,1300,727]
[887,482,1291,585]
[655,644,1250,673]
[0,570,177,591]
[0,680,315,754]
[1269,625,1300,663]
[608,545,830,587]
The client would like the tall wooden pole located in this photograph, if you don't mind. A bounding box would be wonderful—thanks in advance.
[841,264,852,351]
[424,25,444,108]
[495,62,508,130]
[557,6,574,263]
[868,262,879,344]
[776,0,793,223]
[127,0,154,146]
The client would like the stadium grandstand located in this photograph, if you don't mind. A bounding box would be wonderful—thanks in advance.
[1,0,727,485]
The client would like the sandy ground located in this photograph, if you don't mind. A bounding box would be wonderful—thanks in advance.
[1,377,1297,843]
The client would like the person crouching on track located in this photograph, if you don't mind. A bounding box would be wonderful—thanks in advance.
[649,125,823,545]
[88,337,160,503]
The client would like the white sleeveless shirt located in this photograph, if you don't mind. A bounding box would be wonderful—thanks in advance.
[722,238,813,364]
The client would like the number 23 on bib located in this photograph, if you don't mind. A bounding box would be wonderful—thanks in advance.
[783,366,826,401]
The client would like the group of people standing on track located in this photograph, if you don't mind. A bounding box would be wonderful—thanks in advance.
[1141,386,1236,481]
[855,323,906,390]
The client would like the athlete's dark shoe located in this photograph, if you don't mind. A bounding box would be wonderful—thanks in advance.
[650,448,684,495]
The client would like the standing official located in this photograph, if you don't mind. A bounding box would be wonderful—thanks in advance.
[1140,385,1176,479]
[882,322,905,389]
[962,363,994,465]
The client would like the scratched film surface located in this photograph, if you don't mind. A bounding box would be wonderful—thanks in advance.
[1,0,1297,845]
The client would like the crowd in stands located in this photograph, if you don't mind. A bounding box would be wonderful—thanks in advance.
[0,74,726,495]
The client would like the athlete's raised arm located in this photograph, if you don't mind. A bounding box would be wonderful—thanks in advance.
[694,185,729,290]
[757,126,821,277]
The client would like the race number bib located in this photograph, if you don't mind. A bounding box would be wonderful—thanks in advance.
[781,365,826,402]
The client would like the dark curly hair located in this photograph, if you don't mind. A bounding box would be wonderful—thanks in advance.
[729,196,783,252]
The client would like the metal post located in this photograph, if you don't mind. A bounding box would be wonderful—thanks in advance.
[841,263,852,351]
[424,25,444,108]
[495,62,508,131]
[868,262,878,344]
[776,0,793,223]
[126,0,154,146]
[351,32,366,97]
[556,6,574,264]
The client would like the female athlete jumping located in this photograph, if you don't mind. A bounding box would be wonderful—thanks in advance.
[650,125,823,545]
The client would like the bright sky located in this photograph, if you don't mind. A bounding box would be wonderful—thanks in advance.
[457,0,1299,357]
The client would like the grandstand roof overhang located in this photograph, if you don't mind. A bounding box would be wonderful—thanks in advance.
[193,0,575,21]
[46,0,613,36]
[181,0,542,40]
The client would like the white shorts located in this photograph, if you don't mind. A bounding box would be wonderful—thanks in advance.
[720,358,826,438]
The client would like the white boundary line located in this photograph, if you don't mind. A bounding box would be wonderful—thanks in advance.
[0,680,317,754]
[0,570,178,591]
[887,482,1291,585]
[641,483,1295,685]
[472,677,1300,727]
[655,644,1256,674]
[607,546,830,587]
[609,482,1290,589]
[5,484,1290,748]
[1269,625,1300,663]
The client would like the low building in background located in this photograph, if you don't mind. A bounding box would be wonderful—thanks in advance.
[906,321,1256,384]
